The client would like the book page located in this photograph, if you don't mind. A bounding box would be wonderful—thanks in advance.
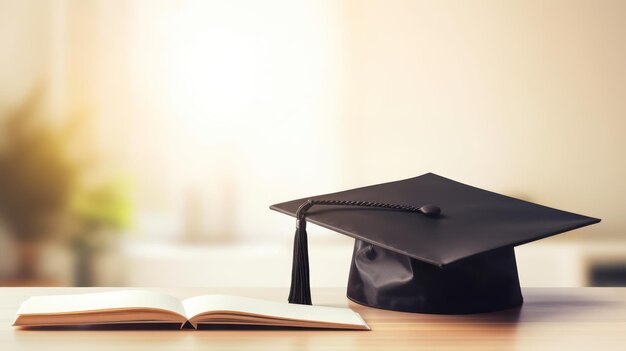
[17,290,186,317]
[182,295,368,328]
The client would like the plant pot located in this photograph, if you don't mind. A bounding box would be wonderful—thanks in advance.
[15,241,43,280]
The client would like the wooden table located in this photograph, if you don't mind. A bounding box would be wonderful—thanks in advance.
[1,287,625,350]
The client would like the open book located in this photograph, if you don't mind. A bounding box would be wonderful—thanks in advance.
[13,290,369,330]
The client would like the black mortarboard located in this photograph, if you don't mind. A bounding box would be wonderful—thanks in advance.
[270,173,600,314]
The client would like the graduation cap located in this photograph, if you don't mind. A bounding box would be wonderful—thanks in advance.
[270,173,600,314]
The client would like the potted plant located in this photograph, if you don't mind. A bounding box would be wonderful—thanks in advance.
[0,88,133,286]
[0,90,80,282]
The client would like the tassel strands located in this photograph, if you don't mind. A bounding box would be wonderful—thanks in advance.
[288,218,312,305]
[288,200,315,305]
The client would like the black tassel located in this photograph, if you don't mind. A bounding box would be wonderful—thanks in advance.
[289,201,314,305]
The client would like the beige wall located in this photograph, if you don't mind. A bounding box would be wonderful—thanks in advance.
[0,1,51,107]
[1,0,623,287]
[0,0,623,242]
[341,0,626,238]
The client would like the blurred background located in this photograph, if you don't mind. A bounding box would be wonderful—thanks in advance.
[0,0,624,288]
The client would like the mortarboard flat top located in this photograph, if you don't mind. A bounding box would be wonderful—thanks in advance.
[270,173,600,267]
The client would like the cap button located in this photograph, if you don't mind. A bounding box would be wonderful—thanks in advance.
[420,204,441,217]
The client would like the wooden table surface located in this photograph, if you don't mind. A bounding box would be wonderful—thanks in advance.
[1,287,625,351]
